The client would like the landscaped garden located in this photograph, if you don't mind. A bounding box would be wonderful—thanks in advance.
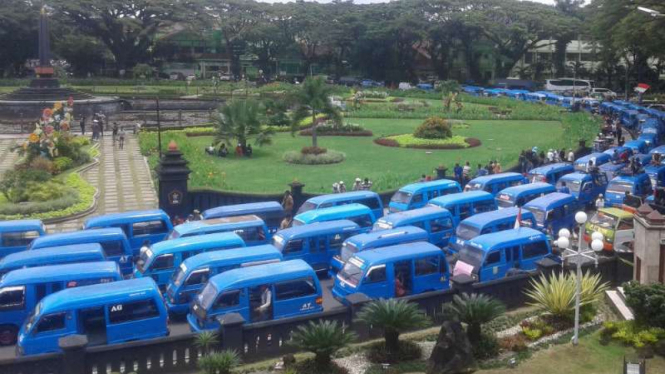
[138,79,601,194]
[192,270,665,374]
[0,101,97,220]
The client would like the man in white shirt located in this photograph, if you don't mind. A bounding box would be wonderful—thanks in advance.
[567,149,575,162]
[257,285,272,321]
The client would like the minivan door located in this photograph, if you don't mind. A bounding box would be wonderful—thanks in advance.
[479,250,507,281]
[307,236,329,273]
[273,277,321,320]
[359,265,390,299]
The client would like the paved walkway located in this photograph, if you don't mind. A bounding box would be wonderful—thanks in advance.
[0,139,20,176]
[45,133,158,233]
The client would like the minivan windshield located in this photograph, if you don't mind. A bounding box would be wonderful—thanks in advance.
[455,223,480,241]
[341,242,359,262]
[137,248,153,273]
[373,221,393,231]
[525,207,547,225]
[465,182,482,192]
[172,263,188,287]
[558,180,580,192]
[496,194,515,208]
[338,261,363,287]
[390,191,412,204]
[606,181,633,194]
[458,246,485,268]
[297,202,318,214]
[589,212,618,229]
[198,283,219,310]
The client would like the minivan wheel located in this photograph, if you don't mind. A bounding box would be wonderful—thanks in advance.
[0,326,17,346]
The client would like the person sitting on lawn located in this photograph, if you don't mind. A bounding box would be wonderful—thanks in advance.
[245,144,253,157]
[235,143,243,157]
[218,143,229,157]
[205,143,215,155]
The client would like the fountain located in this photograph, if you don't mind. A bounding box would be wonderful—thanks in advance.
[0,7,122,123]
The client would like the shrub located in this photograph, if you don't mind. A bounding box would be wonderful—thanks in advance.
[445,293,506,344]
[197,350,239,374]
[29,157,55,175]
[378,134,471,149]
[524,271,609,322]
[623,282,665,329]
[435,80,461,94]
[473,332,500,360]
[0,169,52,203]
[413,117,452,139]
[499,334,528,352]
[25,180,69,202]
[366,339,422,363]
[283,150,345,165]
[289,320,356,370]
[373,138,399,147]
[301,146,328,155]
[53,157,74,174]
[357,299,429,363]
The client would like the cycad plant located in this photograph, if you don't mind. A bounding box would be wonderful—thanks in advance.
[445,293,506,344]
[357,299,429,360]
[524,271,609,321]
[194,330,218,356]
[197,350,240,374]
[289,320,356,370]
[214,99,274,149]
[291,77,343,149]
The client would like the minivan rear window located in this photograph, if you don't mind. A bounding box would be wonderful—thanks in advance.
[133,221,168,236]
[1,231,41,247]
[275,278,317,300]
[101,241,126,257]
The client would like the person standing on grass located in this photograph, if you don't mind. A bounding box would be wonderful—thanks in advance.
[352,178,363,191]
[476,163,487,177]
[454,163,463,184]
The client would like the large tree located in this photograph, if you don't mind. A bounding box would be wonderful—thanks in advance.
[57,0,180,72]
[466,0,577,78]
[201,0,260,80]
[552,0,584,77]
[0,0,39,77]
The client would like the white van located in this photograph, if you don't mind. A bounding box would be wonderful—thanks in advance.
[398,82,413,90]
[545,78,593,93]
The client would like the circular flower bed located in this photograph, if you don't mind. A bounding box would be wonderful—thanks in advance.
[283,149,346,165]
[374,134,481,149]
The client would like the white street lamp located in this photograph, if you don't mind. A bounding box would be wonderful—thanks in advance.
[557,210,599,346]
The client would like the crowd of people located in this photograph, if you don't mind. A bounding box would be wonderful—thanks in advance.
[518,146,576,174]
[331,177,373,193]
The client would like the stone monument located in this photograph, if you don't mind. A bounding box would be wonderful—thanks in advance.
[633,204,665,284]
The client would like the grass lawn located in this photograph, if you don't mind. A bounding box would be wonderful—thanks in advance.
[477,331,665,374]
[140,117,574,194]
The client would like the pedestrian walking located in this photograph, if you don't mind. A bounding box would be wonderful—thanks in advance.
[595,194,604,209]
[91,120,100,141]
[80,116,86,135]
[112,122,119,144]
[118,129,126,149]
[281,190,294,215]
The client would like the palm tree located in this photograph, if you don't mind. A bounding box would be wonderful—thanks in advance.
[445,293,506,344]
[291,76,343,149]
[214,99,274,149]
[357,299,429,361]
[289,320,356,370]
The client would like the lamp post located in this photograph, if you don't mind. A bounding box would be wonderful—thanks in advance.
[555,211,603,346]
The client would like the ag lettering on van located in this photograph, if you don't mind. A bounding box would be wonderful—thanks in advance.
[300,302,314,312]
[111,304,123,313]
[528,235,541,241]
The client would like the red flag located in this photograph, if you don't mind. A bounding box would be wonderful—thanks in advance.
[635,83,650,94]
[514,207,522,230]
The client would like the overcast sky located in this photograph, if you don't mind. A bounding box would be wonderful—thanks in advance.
[257,0,558,4]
